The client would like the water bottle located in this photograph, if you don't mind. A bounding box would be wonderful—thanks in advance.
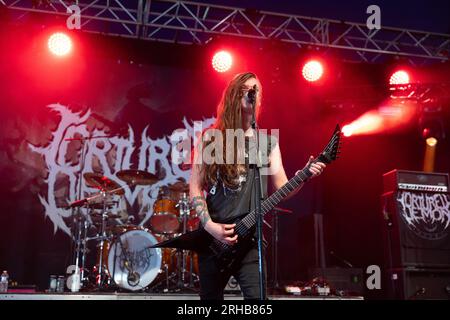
[48,275,57,293]
[0,271,9,293]
[56,276,65,293]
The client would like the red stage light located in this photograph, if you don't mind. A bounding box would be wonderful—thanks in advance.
[302,60,323,82]
[389,70,410,85]
[212,51,232,73]
[48,32,72,56]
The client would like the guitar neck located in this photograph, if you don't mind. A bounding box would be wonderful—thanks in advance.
[238,167,313,232]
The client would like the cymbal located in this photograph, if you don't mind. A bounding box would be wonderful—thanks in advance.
[90,211,121,218]
[168,181,189,193]
[83,173,124,195]
[69,193,120,208]
[116,170,159,185]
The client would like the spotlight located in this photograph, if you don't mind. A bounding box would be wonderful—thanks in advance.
[426,137,438,147]
[302,60,324,82]
[212,51,232,73]
[389,70,410,85]
[48,32,72,56]
[342,125,353,137]
[422,128,439,147]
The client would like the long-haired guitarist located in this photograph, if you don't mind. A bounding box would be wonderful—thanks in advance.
[189,72,326,300]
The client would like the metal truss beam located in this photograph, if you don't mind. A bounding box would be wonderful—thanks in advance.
[2,0,450,64]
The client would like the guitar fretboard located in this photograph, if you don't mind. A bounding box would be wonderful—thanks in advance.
[235,167,313,235]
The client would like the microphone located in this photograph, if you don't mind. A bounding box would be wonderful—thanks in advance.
[246,85,258,104]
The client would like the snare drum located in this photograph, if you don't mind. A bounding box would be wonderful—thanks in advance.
[105,226,162,291]
[150,198,180,234]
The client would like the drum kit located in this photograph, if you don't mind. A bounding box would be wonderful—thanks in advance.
[68,169,200,293]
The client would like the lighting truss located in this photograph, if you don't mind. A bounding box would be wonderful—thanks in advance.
[2,0,450,64]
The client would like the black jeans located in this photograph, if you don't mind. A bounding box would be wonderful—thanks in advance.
[197,246,266,300]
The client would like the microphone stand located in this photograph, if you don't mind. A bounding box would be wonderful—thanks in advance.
[248,86,266,300]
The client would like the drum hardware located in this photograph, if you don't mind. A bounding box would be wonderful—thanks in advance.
[65,135,161,292]
[65,134,121,291]
[90,211,121,219]
[147,192,200,293]
[93,190,109,288]
[69,187,123,290]
[67,168,202,293]
[177,192,191,289]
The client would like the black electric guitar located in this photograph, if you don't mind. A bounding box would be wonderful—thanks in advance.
[152,124,342,272]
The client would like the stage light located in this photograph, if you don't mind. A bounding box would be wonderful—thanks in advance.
[48,32,72,56]
[424,136,438,172]
[212,51,232,73]
[389,70,410,85]
[422,124,440,147]
[342,125,353,137]
[302,60,323,82]
[426,137,437,147]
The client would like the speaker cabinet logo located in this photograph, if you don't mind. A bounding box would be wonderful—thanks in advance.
[396,191,450,240]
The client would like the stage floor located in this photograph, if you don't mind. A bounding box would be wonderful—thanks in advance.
[0,292,363,300]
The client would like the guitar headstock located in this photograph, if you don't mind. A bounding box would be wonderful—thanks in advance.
[316,124,342,164]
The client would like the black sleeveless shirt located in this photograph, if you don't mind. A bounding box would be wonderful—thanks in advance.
[205,133,278,223]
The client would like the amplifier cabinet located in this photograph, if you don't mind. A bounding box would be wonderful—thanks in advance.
[381,191,450,269]
[385,267,450,300]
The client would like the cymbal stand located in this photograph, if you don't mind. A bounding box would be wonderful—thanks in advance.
[66,134,112,288]
[71,210,83,285]
[177,193,188,289]
[177,193,199,290]
[79,214,89,287]
[67,135,89,289]
[95,189,110,289]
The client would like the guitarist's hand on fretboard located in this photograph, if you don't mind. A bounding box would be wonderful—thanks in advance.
[204,221,238,246]
[301,155,327,177]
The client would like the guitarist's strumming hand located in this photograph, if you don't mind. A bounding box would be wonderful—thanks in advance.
[204,221,238,246]
[191,195,238,246]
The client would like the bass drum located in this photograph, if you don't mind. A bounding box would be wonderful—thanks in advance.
[107,227,162,291]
